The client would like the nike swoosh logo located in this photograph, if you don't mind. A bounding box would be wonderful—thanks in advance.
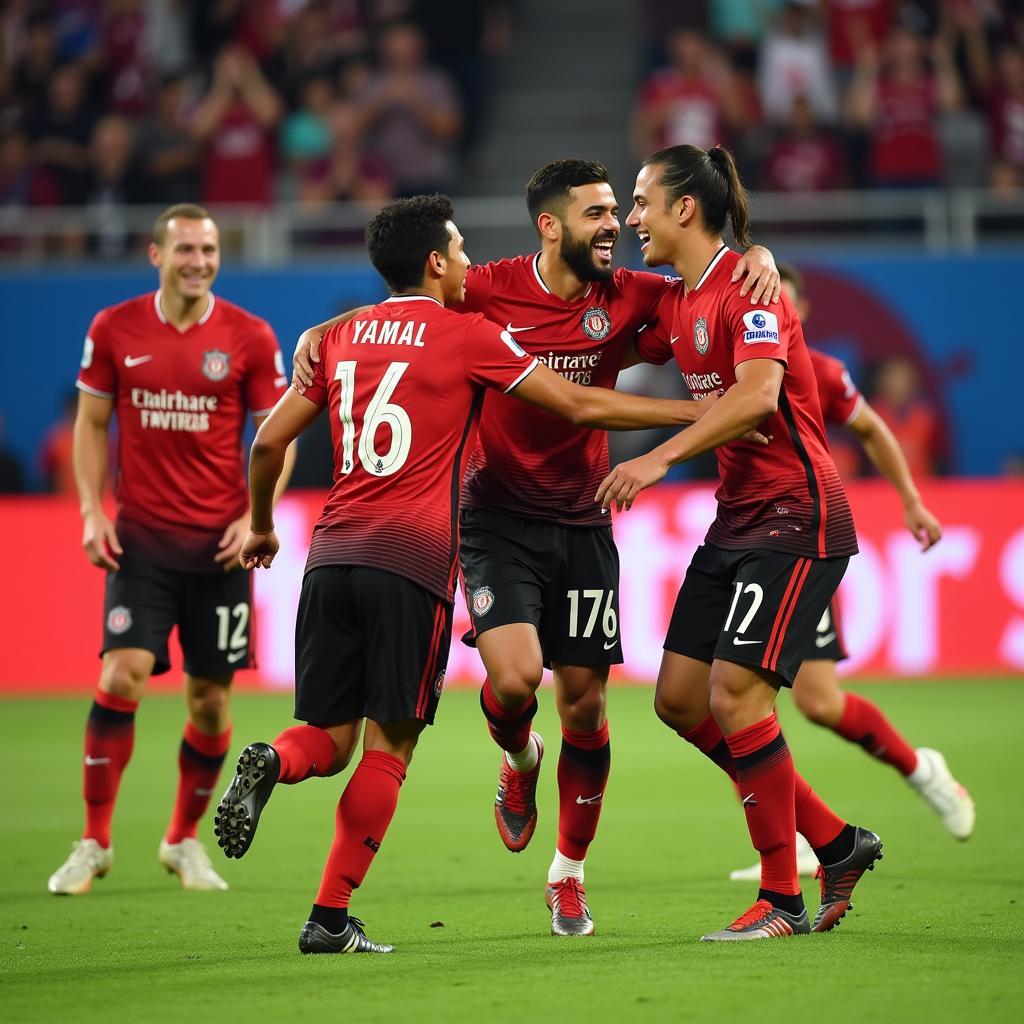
[669,335,680,344]
[505,323,536,334]
[226,649,248,664]
[194,787,215,797]
[576,794,603,806]
[815,632,836,648]
[603,639,617,650]
[732,638,762,646]
[124,355,153,367]
[742,793,758,807]
[84,755,111,766]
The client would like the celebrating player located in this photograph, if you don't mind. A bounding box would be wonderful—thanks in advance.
[212,194,715,954]
[291,159,780,936]
[729,263,974,882]
[598,145,882,941]
[47,204,293,896]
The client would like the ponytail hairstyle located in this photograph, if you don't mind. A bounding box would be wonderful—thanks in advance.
[642,143,751,248]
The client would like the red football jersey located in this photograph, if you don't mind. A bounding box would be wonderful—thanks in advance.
[637,248,857,559]
[302,295,539,602]
[455,255,669,526]
[810,349,864,427]
[76,291,287,570]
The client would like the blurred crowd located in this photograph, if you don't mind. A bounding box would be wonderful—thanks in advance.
[0,0,509,250]
[638,0,1024,194]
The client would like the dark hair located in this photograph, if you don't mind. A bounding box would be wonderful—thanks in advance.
[153,203,213,245]
[776,260,804,296]
[525,158,609,233]
[365,194,455,292]
[642,144,751,248]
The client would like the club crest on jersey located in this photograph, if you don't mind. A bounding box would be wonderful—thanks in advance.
[107,606,132,635]
[433,669,446,697]
[472,586,494,618]
[581,307,611,341]
[202,349,230,381]
[694,317,710,355]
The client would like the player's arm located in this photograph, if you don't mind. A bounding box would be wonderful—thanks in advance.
[240,390,323,569]
[292,307,372,390]
[596,358,782,511]
[847,401,942,550]
[73,391,122,571]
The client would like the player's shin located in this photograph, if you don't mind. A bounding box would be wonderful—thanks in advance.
[480,678,538,757]
[83,689,138,848]
[273,724,339,783]
[550,723,610,881]
[165,722,232,844]
[833,693,918,776]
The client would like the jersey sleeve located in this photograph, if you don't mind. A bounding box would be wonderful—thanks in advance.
[463,315,539,393]
[76,309,117,399]
[451,263,495,315]
[633,287,677,365]
[299,325,333,409]
[726,286,793,369]
[244,318,289,417]
[811,350,864,425]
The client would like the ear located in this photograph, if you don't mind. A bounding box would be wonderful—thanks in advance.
[425,248,446,280]
[536,211,561,243]
[147,242,161,269]
[675,195,697,229]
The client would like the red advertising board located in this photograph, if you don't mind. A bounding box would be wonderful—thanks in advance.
[2,481,1022,692]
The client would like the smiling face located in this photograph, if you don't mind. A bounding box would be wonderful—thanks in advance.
[626,163,682,269]
[555,181,620,282]
[149,217,220,304]
[439,220,471,304]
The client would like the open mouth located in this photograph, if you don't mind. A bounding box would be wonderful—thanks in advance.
[637,230,651,254]
[592,236,616,263]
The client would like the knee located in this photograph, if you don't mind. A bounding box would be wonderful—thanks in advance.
[793,684,839,726]
[559,686,605,732]
[488,665,542,710]
[99,657,149,701]
[187,681,231,730]
[708,681,745,733]
[654,688,704,734]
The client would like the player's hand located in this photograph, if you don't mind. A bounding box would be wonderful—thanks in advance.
[239,529,279,570]
[733,245,781,305]
[82,511,122,571]
[292,328,323,393]
[905,499,942,551]
[595,451,669,512]
[216,513,250,570]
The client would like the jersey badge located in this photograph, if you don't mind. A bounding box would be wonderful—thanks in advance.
[742,310,779,344]
[472,586,495,617]
[581,307,611,341]
[107,605,133,635]
[202,349,231,381]
[433,669,446,697]
[694,317,710,355]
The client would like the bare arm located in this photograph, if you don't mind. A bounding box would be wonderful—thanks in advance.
[509,362,702,430]
[293,306,373,390]
[596,358,782,510]
[73,391,122,570]
[848,401,942,549]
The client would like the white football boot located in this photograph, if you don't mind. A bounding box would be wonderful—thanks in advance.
[907,748,975,840]
[729,832,818,881]
[48,839,113,895]
[159,838,229,890]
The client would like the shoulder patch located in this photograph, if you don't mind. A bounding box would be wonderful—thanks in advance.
[741,310,779,345]
[499,330,527,358]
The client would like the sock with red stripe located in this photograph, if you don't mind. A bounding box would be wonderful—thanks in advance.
[314,751,406,916]
[165,722,231,844]
[273,725,338,784]
[681,714,738,783]
[724,714,801,904]
[82,688,138,849]
[553,723,610,868]
[480,677,537,755]
[833,693,918,776]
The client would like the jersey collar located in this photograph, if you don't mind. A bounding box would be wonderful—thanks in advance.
[691,245,730,293]
[153,290,216,325]
[531,253,593,302]
[383,294,443,307]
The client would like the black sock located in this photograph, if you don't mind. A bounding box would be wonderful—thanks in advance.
[309,903,349,933]
[759,889,805,916]
[813,824,857,866]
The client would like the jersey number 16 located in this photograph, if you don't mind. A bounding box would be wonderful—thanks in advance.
[334,360,412,477]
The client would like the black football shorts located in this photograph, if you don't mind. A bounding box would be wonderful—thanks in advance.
[664,544,849,686]
[805,597,848,663]
[294,565,452,726]
[102,555,252,677]
[459,508,623,667]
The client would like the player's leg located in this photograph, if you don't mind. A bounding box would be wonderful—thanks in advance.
[461,510,550,850]
[49,558,174,895]
[298,565,451,955]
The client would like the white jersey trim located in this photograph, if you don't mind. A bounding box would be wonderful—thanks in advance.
[531,253,592,300]
[76,380,114,399]
[503,358,540,394]
[692,245,730,292]
[842,394,866,426]
[154,290,216,325]
[383,294,443,307]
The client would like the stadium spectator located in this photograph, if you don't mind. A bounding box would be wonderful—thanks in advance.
[84,114,147,256]
[191,46,283,207]
[707,0,779,73]
[631,29,746,157]
[279,73,336,200]
[758,0,839,125]
[10,8,63,125]
[827,0,892,79]
[846,25,962,187]
[869,355,943,477]
[761,93,849,190]
[137,72,201,205]
[356,21,461,195]
[0,124,59,210]
[97,0,151,118]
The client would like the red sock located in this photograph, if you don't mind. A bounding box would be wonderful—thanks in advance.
[682,714,738,783]
[82,689,138,848]
[165,722,231,844]
[724,714,799,897]
[315,751,406,908]
[833,693,918,776]
[556,723,610,861]
[480,677,536,754]
[274,725,338,783]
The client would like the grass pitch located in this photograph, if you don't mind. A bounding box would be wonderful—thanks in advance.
[2,680,1021,1023]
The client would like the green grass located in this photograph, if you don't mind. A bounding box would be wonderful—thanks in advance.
[2,681,1022,1023]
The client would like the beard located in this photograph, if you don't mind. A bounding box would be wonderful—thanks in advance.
[559,228,616,282]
